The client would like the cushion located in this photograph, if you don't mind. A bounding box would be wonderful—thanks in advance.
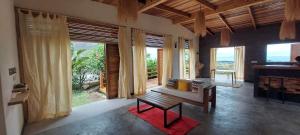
[177,80,190,91]
[166,79,178,89]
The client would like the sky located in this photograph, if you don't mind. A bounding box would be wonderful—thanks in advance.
[267,43,291,56]
[146,47,158,59]
[216,47,234,61]
[72,41,103,51]
[267,43,291,62]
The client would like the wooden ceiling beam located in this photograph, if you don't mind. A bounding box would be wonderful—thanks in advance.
[174,0,273,24]
[195,0,217,11]
[206,28,214,35]
[91,0,113,4]
[155,4,191,18]
[139,0,168,13]
[248,6,257,29]
[218,14,233,33]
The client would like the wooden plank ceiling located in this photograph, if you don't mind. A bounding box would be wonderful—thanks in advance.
[93,0,285,34]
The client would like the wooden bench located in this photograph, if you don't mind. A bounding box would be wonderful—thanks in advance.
[151,79,216,113]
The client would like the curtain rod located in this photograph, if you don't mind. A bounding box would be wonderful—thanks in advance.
[16,7,187,39]
[15,7,122,27]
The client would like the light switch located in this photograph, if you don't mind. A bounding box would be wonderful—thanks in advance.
[251,60,258,64]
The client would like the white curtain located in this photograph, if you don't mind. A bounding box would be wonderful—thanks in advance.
[210,48,217,78]
[279,20,296,40]
[189,40,196,79]
[118,26,132,98]
[18,10,71,123]
[234,46,245,81]
[162,35,173,86]
[178,37,185,79]
[132,29,147,95]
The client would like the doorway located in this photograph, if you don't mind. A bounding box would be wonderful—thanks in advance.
[146,47,163,88]
[215,47,235,82]
[71,41,107,107]
[211,46,245,86]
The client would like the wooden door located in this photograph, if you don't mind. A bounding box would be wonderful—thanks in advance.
[291,44,300,62]
[157,48,163,85]
[105,44,120,99]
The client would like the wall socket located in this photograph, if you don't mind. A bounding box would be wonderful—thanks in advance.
[9,67,16,76]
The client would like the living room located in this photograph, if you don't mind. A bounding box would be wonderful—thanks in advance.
[0,0,300,135]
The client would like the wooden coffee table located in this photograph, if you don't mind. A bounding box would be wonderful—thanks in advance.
[137,92,183,128]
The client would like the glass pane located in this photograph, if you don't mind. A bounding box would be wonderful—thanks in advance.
[184,49,190,79]
[146,47,158,88]
[216,47,234,70]
[267,43,291,62]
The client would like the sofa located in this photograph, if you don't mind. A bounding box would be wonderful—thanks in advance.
[151,78,216,113]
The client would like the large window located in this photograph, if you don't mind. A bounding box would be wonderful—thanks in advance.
[266,43,300,62]
[184,40,190,79]
[184,48,190,79]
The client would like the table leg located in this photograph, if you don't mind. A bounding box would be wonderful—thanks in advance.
[164,110,167,128]
[232,72,234,86]
[211,86,216,108]
[164,104,183,128]
[137,99,155,113]
[234,72,237,84]
[214,70,216,79]
[137,99,140,113]
[179,103,182,119]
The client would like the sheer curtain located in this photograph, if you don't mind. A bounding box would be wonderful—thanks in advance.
[210,48,217,78]
[118,26,132,98]
[178,37,185,79]
[132,29,147,95]
[189,40,196,79]
[162,35,173,86]
[18,10,71,123]
[234,46,245,80]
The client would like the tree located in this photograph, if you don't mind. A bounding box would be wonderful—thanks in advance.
[85,45,105,75]
[146,53,158,79]
[72,48,89,90]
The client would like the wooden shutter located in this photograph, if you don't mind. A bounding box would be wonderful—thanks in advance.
[105,44,120,99]
[157,48,163,85]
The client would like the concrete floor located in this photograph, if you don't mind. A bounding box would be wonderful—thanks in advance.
[23,99,135,135]
[27,83,300,135]
[146,78,159,88]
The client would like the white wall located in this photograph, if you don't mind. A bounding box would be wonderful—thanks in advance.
[0,76,6,135]
[14,0,199,78]
[0,0,23,134]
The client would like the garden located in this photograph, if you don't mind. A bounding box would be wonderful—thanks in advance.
[71,42,106,107]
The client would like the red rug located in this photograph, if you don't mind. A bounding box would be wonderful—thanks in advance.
[128,104,199,135]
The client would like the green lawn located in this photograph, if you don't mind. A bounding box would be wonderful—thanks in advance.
[72,91,92,107]
[72,90,106,107]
